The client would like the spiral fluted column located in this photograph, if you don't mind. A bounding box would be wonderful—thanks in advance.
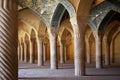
[0,0,18,80]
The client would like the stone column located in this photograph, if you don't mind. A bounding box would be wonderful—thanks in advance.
[60,41,65,64]
[86,40,91,64]
[70,17,86,76]
[0,0,18,79]
[104,38,110,65]
[30,39,35,63]
[19,45,21,61]
[93,32,103,69]
[21,44,23,61]
[64,45,67,62]
[18,46,20,61]
[48,27,58,69]
[24,42,27,62]
[43,44,47,62]
[111,41,115,63]
[38,37,44,66]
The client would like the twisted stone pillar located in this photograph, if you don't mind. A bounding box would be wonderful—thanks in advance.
[70,17,86,76]
[48,27,58,69]
[38,37,44,66]
[93,32,103,69]
[0,0,18,79]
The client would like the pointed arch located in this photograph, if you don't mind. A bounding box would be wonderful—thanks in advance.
[61,28,72,41]
[51,0,75,27]
[30,28,37,39]
[108,25,120,44]
[99,10,120,31]
[24,33,30,42]
[88,1,120,31]
[21,37,24,44]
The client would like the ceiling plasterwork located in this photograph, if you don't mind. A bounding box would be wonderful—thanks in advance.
[19,0,60,26]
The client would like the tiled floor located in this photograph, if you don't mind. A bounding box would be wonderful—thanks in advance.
[19,61,120,80]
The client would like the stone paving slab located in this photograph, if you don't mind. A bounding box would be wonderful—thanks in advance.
[18,61,120,80]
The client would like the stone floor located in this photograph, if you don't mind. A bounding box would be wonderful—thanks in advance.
[18,61,120,80]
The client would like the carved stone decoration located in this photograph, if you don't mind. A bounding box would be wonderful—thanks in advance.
[19,0,59,27]
[48,27,59,39]
[0,0,18,79]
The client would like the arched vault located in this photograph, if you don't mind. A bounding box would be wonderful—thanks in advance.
[51,0,76,27]
[88,1,120,31]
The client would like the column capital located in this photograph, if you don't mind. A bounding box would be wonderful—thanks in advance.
[47,27,58,39]
[70,15,87,31]
[61,40,66,45]
[31,37,36,41]
[38,35,44,41]
[93,31,103,40]
[70,16,86,39]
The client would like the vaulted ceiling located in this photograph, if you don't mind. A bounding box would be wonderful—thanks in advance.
[18,0,120,43]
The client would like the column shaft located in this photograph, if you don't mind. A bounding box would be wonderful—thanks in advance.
[111,41,115,63]
[18,46,20,61]
[0,0,18,79]
[50,37,58,69]
[95,36,102,68]
[21,44,23,61]
[86,41,91,64]
[105,41,110,65]
[30,40,35,63]
[43,44,47,62]
[60,42,64,63]
[74,34,85,76]
[38,39,43,66]
[64,46,67,62]
[70,17,86,76]
[24,42,27,62]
